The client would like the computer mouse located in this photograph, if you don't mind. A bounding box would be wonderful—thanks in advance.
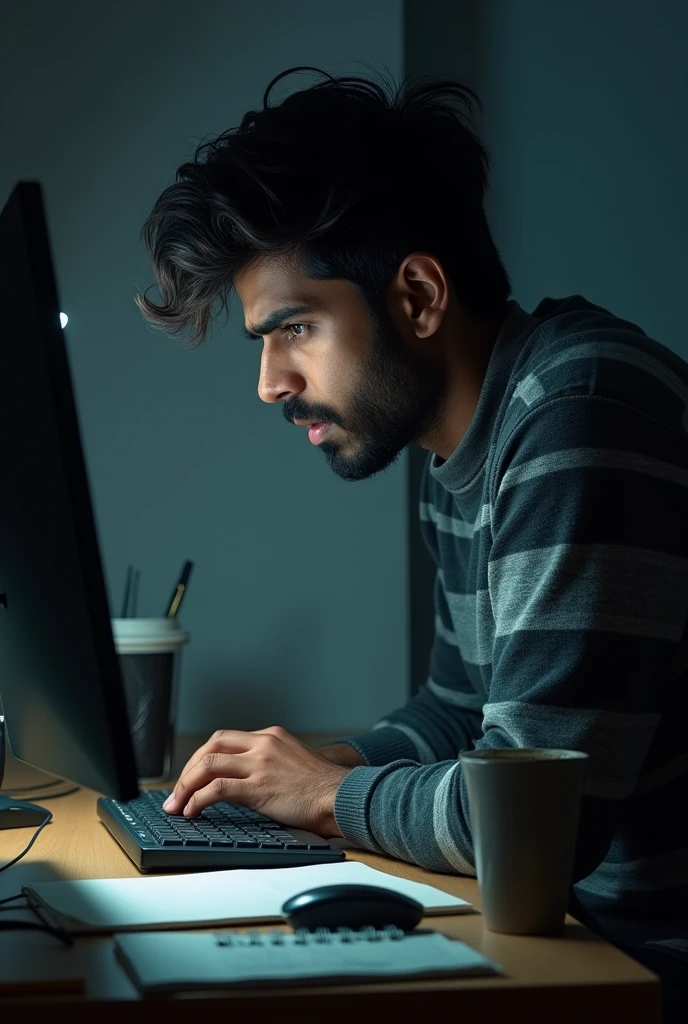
[281,883,424,932]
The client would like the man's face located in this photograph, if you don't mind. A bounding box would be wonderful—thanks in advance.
[235,257,445,481]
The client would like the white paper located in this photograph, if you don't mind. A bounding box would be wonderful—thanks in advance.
[24,860,472,933]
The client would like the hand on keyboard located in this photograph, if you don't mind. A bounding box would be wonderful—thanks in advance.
[162,726,351,838]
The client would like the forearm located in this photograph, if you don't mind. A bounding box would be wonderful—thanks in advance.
[333,759,476,874]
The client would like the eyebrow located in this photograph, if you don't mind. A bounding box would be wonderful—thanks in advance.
[242,303,320,340]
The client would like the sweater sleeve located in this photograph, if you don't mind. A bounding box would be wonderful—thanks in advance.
[334,395,688,877]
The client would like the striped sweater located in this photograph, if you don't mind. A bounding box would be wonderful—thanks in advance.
[334,295,688,960]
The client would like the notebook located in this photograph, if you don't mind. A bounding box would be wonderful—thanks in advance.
[115,927,501,993]
[23,860,473,935]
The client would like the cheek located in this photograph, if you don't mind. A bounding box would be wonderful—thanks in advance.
[320,344,364,394]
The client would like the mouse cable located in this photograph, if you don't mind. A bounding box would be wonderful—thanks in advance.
[0,809,53,873]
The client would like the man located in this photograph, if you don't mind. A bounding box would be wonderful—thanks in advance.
[137,67,688,1016]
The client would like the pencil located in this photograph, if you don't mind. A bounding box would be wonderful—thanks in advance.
[165,560,194,618]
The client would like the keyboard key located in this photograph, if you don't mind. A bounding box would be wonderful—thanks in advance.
[183,838,210,846]
[131,827,157,844]
[159,837,185,846]
[235,840,261,847]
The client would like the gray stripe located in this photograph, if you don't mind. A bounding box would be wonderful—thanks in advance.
[575,848,688,894]
[500,449,688,494]
[441,584,477,663]
[482,701,659,799]
[432,762,475,874]
[479,503,492,529]
[373,721,436,764]
[530,340,688,431]
[426,677,485,712]
[635,752,688,796]
[488,544,688,642]
[474,589,496,667]
[513,372,546,407]
[438,576,495,666]
[420,502,474,538]
[434,613,459,647]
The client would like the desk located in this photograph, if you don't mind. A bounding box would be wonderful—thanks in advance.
[0,768,660,1020]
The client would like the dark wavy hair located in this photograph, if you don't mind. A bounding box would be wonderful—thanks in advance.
[136,65,511,346]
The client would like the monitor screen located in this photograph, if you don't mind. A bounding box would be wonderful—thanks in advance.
[0,182,138,801]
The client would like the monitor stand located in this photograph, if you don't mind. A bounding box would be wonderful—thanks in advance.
[0,714,50,829]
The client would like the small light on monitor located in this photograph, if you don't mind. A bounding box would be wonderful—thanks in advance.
[59,311,68,328]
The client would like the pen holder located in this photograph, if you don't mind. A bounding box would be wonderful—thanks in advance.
[111,618,190,783]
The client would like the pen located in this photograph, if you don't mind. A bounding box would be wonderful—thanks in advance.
[165,560,194,619]
[130,569,140,619]
[120,565,133,618]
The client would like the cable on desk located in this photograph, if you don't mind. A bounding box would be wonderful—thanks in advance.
[0,893,24,907]
[4,786,80,802]
[0,778,65,795]
[0,810,53,873]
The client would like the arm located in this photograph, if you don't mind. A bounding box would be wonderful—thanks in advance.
[333,396,688,876]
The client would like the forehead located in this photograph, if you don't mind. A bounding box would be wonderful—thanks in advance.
[234,256,303,309]
[235,257,368,329]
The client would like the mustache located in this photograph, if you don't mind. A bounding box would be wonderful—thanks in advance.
[283,396,343,428]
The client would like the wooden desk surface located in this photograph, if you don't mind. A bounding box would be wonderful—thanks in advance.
[0,759,660,1021]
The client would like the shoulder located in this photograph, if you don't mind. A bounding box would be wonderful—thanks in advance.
[496,295,688,457]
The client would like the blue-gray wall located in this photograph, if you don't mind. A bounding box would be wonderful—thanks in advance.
[479,0,688,358]
[1,0,407,735]
[407,0,688,358]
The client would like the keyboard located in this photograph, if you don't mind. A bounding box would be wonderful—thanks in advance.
[97,789,345,872]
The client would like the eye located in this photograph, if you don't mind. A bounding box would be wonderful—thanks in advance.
[280,323,308,343]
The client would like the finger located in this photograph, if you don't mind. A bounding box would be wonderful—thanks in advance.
[165,750,250,814]
[163,731,254,811]
[182,776,247,818]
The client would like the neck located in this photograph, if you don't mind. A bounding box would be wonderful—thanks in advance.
[418,310,506,461]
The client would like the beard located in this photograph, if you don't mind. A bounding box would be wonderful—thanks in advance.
[283,306,446,482]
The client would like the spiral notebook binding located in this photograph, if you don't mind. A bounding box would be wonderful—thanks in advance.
[215,925,406,947]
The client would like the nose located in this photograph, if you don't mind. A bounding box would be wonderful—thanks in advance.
[257,344,305,405]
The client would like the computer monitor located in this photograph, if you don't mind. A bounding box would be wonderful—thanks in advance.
[0,181,139,815]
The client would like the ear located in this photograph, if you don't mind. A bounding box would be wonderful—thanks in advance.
[387,252,450,340]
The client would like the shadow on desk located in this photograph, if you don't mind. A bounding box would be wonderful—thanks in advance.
[0,857,66,891]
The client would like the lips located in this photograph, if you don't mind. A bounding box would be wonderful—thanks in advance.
[307,422,332,445]
[293,418,332,445]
